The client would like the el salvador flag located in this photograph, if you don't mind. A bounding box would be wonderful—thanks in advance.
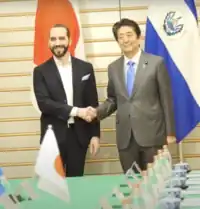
[145,0,200,142]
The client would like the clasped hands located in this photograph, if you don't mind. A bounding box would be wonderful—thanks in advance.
[77,106,97,122]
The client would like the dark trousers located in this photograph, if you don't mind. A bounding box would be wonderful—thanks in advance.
[58,124,87,177]
[118,132,162,173]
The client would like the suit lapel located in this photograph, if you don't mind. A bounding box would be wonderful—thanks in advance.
[131,51,148,98]
[116,56,129,99]
[71,56,80,104]
[48,58,67,99]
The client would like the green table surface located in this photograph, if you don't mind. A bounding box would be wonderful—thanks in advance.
[1,175,131,209]
[1,174,200,209]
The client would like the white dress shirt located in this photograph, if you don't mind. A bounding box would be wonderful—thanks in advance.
[54,56,77,124]
[124,49,142,83]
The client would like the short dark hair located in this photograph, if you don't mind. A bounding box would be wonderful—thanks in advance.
[51,24,70,38]
[112,18,141,41]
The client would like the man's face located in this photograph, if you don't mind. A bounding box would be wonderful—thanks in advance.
[117,26,140,53]
[49,27,69,58]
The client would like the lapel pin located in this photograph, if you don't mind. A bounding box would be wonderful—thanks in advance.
[143,61,148,69]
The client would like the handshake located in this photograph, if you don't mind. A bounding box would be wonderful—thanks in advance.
[77,106,97,122]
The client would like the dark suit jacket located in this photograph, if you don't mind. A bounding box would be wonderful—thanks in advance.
[33,56,100,148]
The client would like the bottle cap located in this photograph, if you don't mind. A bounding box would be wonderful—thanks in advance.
[154,155,158,161]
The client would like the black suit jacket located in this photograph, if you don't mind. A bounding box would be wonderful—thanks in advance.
[33,56,100,148]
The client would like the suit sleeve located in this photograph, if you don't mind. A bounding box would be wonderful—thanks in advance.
[33,67,73,122]
[157,58,176,136]
[97,65,117,120]
[84,64,100,138]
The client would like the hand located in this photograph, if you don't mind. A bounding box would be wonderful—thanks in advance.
[167,136,176,144]
[89,137,100,156]
[77,107,97,122]
[87,106,97,121]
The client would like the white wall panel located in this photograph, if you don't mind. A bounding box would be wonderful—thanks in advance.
[94,71,108,84]
[97,87,107,100]
[80,11,120,24]
[83,27,114,40]
[0,136,40,148]
[2,166,35,179]
[121,10,147,22]
[86,147,119,160]
[100,131,116,144]
[87,56,121,69]
[0,150,38,163]
[0,91,31,103]
[185,158,200,170]
[0,46,33,59]
[120,0,149,7]
[0,61,34,73]
[183,143,200,155]
[0,31,34,44]
[0,76,32,88]
[0,120,39,133]
[0,16,35,28]
[101,116,115,129]
[85,42,120,54]
[0,106,39,118]
[79,0,120,9]
[0,1,36,13]
[0,76,31,88]
[85,161,122,174]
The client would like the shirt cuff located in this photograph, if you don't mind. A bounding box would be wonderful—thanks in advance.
[70,107,78,117]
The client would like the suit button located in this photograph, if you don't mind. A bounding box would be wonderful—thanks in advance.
[128,114,130,118]
[64,100,67,103]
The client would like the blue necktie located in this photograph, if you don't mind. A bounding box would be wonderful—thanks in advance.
[126,61,135,96]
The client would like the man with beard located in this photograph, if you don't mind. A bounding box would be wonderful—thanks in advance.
[33,24,100,177]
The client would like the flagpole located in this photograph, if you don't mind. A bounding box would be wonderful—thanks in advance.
[178,141,184,162]
[118,0,121,20]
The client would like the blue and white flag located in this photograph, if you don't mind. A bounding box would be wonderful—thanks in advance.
[145,0,200,142]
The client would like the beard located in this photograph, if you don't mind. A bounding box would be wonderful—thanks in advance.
[50,45,68,58]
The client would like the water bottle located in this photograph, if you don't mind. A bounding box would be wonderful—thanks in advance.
[147,163,159,202]
[153,155,165,192]
[157,150,168,180]
[157,150,171,185]
[140,170,156,208]
[162,145,172,177]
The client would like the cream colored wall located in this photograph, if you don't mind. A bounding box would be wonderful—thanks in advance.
[0,0,200,179]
